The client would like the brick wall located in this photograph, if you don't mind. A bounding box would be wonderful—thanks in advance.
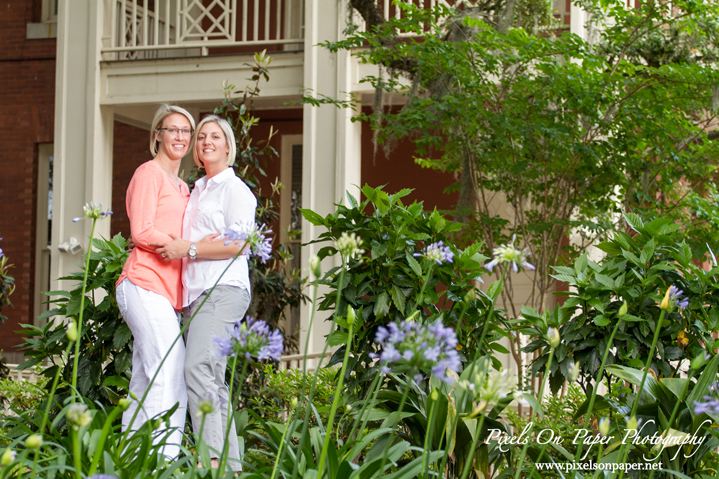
[0,0,57,358]
[111,122,153,239]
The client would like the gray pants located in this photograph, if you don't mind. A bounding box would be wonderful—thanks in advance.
[184,285,250,472]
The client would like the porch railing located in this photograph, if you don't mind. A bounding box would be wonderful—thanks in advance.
[103,0,305,60]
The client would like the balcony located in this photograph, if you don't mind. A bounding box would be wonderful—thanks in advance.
[101,0,306,61]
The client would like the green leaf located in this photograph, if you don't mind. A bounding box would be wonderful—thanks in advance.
[487,279,503,301]
[299,208,327,226]
[623,212,644,230]
[391,286,406,315]
[374,292,390,318]
[639,238,656,265]
[112,324,132,349]
[102,375,129,390]
[594,273,616,289]
[327,331,349,346]
[405,251,422,277]
[346,190,358,208]
[522,392,544,419]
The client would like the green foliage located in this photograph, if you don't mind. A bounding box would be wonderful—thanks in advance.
[583,358,719,476]
[16,234,131,406]
[327,0,719,316]
[245,364,337,427]
[302,185,508,393]
[520,215,719,395]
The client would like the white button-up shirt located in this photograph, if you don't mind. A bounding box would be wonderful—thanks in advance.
[182,167,257,308]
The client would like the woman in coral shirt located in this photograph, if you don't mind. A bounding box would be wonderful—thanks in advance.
[115,104,195,459]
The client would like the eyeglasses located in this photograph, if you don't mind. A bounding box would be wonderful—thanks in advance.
[157,127,194,137]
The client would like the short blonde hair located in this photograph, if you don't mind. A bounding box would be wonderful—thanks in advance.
[192,115,237,168]
[149,104,196,157]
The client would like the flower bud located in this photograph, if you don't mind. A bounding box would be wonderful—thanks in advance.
[598,417,610,437]
[290,397,298,408]
[66,321,78,342]
[118,398,132,411]
[25,434,43,449]
[547,327,560,349]
[569,361,580,382]
[618,301,628,317]
[347,306,356,327]
[67,403,92,428]
[310,256,321,278]
[692,353,710,370]
[626,415,638,431]
[660,287,672,311]
[345,404,353,413]
[464,289,476,303]
[130,391,138,400]
[0,448,15,466]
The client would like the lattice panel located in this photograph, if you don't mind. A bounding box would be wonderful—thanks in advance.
[180,0,234,41]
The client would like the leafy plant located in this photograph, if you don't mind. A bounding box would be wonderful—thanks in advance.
[17,234,131,406]
[521,215,719,395]
[302,185,508,396]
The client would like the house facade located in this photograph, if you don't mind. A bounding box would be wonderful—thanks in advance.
[0,0,585,365]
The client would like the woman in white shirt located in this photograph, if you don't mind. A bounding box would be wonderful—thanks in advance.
[152,114,256,472]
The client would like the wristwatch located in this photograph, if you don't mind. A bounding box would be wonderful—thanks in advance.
[188,243,197,260]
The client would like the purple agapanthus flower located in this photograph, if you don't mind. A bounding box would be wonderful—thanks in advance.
[414,241,454,265]
[694,382,719,416]
[223,221,273,263]
[372,319,461,384]
[0,237,3,258]
[215,316,283,362]
[668,285,689,311]
[89,475,119,479]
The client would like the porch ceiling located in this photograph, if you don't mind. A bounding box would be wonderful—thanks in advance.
[100,51,305,107]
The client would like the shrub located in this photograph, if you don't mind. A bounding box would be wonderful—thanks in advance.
[521,215,719,394]
[302,185,508,397]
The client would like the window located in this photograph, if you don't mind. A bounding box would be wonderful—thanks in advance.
[34,144,53,324]
[280,135,303,343]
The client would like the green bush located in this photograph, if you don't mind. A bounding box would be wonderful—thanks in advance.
[521,215,719,395]
[17,234,131,406]
[246,364,337,427]
[302,185,508,397]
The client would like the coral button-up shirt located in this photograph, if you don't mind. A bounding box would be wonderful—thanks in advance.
[117,160,190,311]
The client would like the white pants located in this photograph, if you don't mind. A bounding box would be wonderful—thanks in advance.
[116,279,187,459]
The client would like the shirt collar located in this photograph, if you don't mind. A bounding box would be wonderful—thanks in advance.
[195,167,234,192]
[206,167,235,187]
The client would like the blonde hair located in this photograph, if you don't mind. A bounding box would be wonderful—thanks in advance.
[192,115,237,168]
[149,104,196,157]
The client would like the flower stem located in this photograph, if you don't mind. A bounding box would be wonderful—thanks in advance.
[375,376,413,476]
[459,414,488,479]
[573,316,623,463]
[218,356,246,473]
[292,266,347,479]
[614,309,665,479]
[71,218,97,395]
[422,391,439,478]
[317,314,355,478]
[72,428,82,479]
[87,405,125,476]
[270,399,299,479]
[514,347,555,479]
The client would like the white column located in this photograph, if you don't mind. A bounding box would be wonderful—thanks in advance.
[52,0,114,292]
[300,0,362,359]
